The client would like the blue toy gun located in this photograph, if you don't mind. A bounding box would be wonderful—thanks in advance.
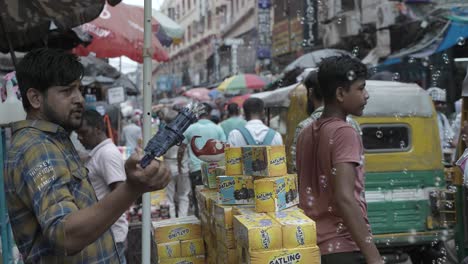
[140,102,205,168]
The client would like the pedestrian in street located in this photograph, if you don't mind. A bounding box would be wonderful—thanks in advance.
[296,55,382,264]
[163,110,191,218]
[291,70,361,173]
[121,114,142,154]
[227,97,283,146]
[5,48,170,263]
[427,87,455,159]
[76,109,129,264]
[177,103,226,217]
[219,103,247,136]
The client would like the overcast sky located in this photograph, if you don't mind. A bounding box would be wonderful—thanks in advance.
[109,0,163,73]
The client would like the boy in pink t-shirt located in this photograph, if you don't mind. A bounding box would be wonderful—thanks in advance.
[296,55,382,264]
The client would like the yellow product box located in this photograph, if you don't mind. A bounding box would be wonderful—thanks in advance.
[242,145,287,177]
[232,205,256,216]
[225,146,243,175]
[233,213,282,251]
[150,189,167,206]
[238,246,320,264]
[199,212,209,236]
[159,255,206,264]
[153,216,201,243]
[217,176,255,205]
[156,241,181,259]
[254,174,299,212]
[268,211,317,248]
[214,204,234,228]
[195,188,217,215]
[201,160,225,189]
[216,225,236,249]
[217,244,238,264]
[180,238,205,257]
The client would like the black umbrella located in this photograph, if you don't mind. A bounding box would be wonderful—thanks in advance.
[0,0,121,66]
[283,49,352,73]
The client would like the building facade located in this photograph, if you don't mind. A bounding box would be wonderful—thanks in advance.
[155,0,274,92]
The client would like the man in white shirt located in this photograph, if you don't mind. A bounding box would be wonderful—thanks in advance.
[77,110,129,264]
[228,97,283,146]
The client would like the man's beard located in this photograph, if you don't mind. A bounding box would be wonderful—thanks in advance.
[43,101,82,131]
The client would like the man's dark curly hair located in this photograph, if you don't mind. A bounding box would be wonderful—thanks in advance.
[317,55,367,103]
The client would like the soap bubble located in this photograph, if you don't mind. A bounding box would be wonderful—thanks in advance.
[329,139,334,145]
[336,223,345,233]
[328,206,333,213]
[457,37,465,46]
[408,57,415,63]
[365,236,373,243]
[352,47,359,57]
[331,168,337,175]
[306,186,312,194]
[347,70,356,81]
[392,72,400,81]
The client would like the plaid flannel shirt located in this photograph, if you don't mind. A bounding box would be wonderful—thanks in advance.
[5,120,121,264]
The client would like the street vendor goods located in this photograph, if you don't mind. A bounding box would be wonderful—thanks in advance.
[157,241,181,259]
[180,238,205,257]
[225,146,243,175]
[242,145,287,176]
[233,213,282,251]
[158,255,205,264]
[201,161,225,189]
[254,174,299,212]
[237,245,320,264]
[153,216,201,243]
[268,210,317,248]
[217,175,254,204]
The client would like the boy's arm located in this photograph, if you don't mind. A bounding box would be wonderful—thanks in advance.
[332,162,382,264]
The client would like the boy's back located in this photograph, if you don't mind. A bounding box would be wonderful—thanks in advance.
[297,117,369,255]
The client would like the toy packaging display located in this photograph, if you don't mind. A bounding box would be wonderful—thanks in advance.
[180,238,205,257]
[195,187,217,215]
[216,224,236,249]
[217,244,238,264]
[233,213,282,251]
[157,241,181,259]
[201,161,225,189]
[268,211,317,248]
[225,146,243,175]
[153,216,201,243]
[237,245,320,264]
[254,174,299,212]
[214,204,234,228]
[217,175,255,204]
[158,255,206,264]
[242,145,287,177]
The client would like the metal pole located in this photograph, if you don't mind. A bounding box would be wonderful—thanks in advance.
[142,0,153,263]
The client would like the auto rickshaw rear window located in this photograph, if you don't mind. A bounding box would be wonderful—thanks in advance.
[361,124,411,152]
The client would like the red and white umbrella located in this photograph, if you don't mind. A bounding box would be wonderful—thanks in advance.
[73,3,169,63]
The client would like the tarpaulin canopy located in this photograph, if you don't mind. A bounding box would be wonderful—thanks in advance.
[382,20,468,65]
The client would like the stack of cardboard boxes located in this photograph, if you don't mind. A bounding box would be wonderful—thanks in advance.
[153,216,205,263]
[195,144,320,263]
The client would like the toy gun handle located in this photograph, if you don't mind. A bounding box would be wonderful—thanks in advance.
[140,105,202,168]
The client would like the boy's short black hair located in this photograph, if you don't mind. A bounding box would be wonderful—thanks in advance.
[201,102,213,117]
[82,109,105,131]
[227,103,240,115]
[243,98,264,119]
[317,55,367,103]
[16,48,84,111]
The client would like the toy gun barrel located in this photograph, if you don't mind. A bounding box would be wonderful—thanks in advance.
[140,103,203,168]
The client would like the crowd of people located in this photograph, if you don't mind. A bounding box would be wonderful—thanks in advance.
[5,48,468,264]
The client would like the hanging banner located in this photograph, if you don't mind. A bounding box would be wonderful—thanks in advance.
[303,0,318,48]
[257,0,271,59]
